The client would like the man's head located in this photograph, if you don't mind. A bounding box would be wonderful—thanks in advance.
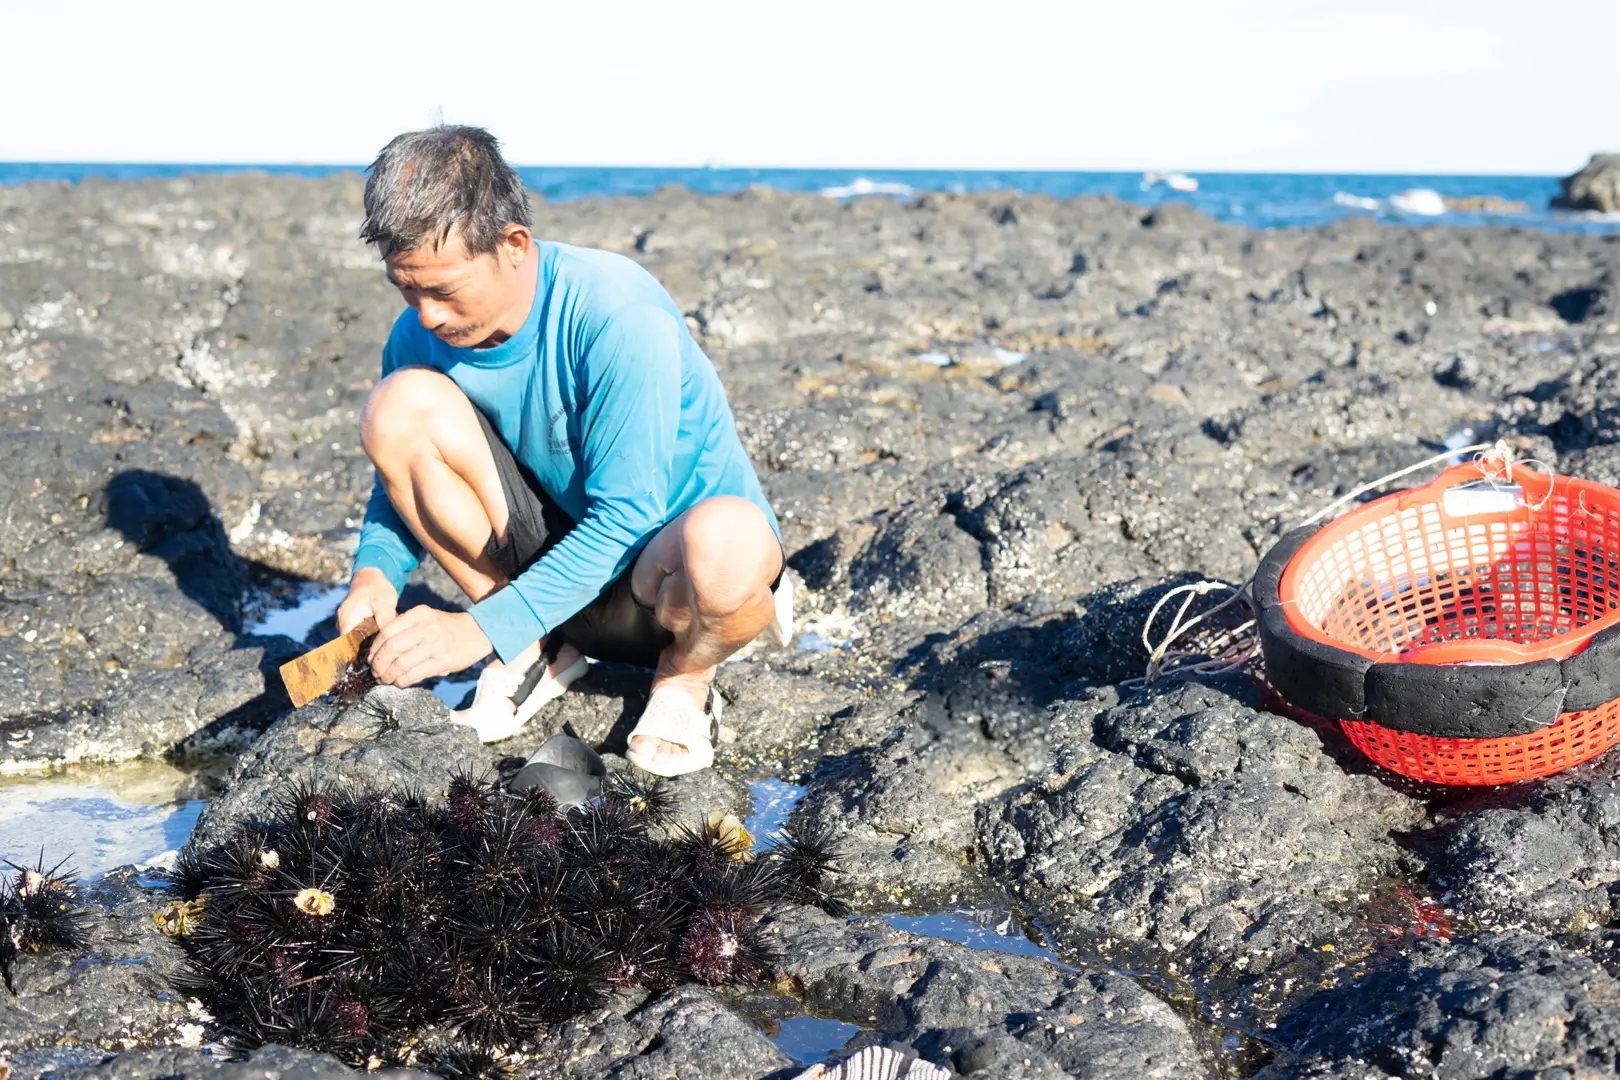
[361,126,534,348]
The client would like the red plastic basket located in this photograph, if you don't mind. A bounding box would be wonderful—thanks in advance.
[1276,461,1620,784]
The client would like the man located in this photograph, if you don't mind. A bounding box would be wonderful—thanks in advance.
[335,125,789,778]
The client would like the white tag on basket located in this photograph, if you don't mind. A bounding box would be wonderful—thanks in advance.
[1443,484,1523,518]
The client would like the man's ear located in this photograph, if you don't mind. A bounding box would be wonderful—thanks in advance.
[501,224,531,270]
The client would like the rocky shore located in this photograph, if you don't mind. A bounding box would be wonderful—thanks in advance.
[3,173,1620,1078]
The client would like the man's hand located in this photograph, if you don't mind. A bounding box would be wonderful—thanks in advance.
[368,607,493,688]
[337,567,400,636]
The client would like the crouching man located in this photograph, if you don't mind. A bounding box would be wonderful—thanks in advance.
[336,125,789,777]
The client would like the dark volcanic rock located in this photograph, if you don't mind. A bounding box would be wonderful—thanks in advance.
[1431,752,1620,934]
[0,871,188,1065]
[1257,931,1620,1080]
[767,905,1207,1078]
[184,685,485,854]
[1553,153,1620,214]
[7,172,1620,1076]
[792,720,1028,907]
[978,678,1426,1012]
[26,1045,432,1080]
[525,986,794,1079]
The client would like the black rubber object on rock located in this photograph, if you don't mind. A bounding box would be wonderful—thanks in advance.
[1363,657,1566,738]
[1256,524,1618,739]
[1558,623,1620,712]
[509,733,607,806]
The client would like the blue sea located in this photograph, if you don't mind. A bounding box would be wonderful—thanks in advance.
[2,163,1616,234]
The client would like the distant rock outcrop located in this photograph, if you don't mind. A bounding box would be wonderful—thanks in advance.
[1553,153,1620,213]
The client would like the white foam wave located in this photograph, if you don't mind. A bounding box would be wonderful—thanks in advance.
[1142,171,1198,192]
[820,177,915,200]
[1333,192,1381,211]
[1388,188,1447,216]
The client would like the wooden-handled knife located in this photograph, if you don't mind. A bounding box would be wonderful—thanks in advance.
[278,616,378,708]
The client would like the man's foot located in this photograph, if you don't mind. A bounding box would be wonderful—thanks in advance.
[627,673,720,777]
[450,639,586,743]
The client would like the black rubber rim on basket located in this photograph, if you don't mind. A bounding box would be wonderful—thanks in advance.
[1254,525,1620,739]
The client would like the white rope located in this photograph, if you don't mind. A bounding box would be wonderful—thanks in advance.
[1294,441,1495,529]
[1125,580,1258,687]
[1470,441,1554,511]
[1134,438,1546,686]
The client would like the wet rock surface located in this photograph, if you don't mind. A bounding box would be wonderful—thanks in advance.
[25,1045,433,1080]
[1430,754,1620,935]
[3,174,1620,1076]
[766,906,1205,1078]
[1255,931,1620,1079]
[979,678,1429,1020]
[0,870,190,1066]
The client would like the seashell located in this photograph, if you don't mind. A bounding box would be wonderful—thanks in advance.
[792,1047,953,1080]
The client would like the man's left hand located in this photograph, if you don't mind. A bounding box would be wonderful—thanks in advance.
[368,607,493,688]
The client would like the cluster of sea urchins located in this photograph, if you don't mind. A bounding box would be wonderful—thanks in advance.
[1,855,90,994]
[162,770,844,1074]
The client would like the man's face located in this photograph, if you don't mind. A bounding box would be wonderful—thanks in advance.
[384,227,524,348]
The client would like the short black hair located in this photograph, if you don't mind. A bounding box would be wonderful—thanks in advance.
[360,125,532,257]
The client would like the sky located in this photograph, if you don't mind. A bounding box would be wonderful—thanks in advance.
[3,0,1616,175]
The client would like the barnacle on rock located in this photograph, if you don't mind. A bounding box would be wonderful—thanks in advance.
[154,897,208,938]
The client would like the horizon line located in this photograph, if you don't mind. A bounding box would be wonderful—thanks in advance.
[0,160,1572,180]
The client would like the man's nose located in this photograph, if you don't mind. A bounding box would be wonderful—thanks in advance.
[415,298,447,330]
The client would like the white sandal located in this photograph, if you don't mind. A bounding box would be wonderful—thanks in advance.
[766,573,795,648]
[626,684,726,777]
[450,652,589,744]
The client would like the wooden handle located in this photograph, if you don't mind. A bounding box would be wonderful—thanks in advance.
[278,616,378,708]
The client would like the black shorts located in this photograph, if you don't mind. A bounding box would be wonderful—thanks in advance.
[475,408,675,670]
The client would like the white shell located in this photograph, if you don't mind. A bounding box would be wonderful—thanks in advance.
[792,1046,952,1080]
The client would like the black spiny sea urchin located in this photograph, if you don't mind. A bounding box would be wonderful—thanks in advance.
[167,770,846,1063]
[1,855,90,993]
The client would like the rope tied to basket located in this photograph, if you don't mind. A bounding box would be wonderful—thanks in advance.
[1134,438,1549,685]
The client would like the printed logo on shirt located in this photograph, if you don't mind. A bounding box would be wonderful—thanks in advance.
[547,406,573,454]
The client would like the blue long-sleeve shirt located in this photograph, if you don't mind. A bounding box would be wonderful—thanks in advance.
[352,241,779,664]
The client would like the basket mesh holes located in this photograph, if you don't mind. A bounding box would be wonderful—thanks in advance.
[1294,494,1620,655]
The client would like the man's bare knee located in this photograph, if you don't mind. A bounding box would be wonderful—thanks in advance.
[678,497,780,618]
[360,366,460,464]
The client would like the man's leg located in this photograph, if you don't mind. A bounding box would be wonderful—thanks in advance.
[627,496,784,770]
[359,366,580,682]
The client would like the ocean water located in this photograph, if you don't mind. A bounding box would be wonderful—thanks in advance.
[3,163,1617,234]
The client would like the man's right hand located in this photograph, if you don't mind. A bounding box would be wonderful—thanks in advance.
[337,567,399,635]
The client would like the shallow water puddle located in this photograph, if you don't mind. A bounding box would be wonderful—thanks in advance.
[745,776,807,850]
[883,909,1068,964]
[429,676,478,710]
[245,579,478,710]
[243,580,346,645]
[794,611,861,653]
[0,761,213,878]
[766,1014,865,1064]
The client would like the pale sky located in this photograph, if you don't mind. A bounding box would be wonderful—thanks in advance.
[4,0,1615,174]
